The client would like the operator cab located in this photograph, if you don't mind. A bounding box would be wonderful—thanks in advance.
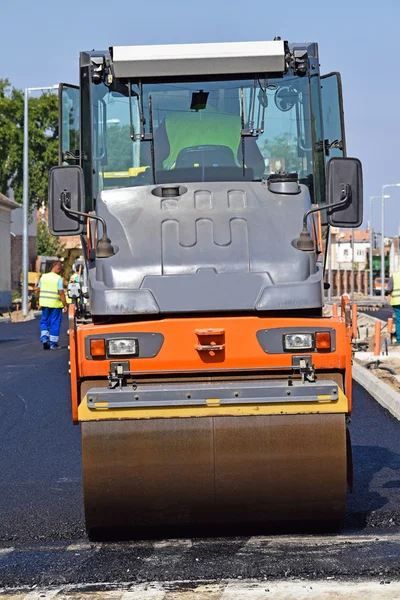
[51,40,362,317]
[60,40,347,206]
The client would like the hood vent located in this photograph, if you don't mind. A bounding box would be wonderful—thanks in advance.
[267,172,300,195]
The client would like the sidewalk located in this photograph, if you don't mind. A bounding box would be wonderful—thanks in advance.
[0,310,41,324]
[354,309,400,420]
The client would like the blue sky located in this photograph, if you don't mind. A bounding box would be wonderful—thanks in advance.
[3,0,400,234]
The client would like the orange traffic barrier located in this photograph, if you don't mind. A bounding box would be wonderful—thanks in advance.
[332,303,338,317]
[341,294,351,328]
[374,321,381,356]
[352,304,358,339]
[388,318,394,335]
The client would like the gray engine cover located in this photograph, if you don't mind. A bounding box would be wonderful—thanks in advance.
[89,182,323,315]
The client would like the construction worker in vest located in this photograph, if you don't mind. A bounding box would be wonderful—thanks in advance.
[37,261,67,350]
[387,269,400,344]
[66,265,80,305]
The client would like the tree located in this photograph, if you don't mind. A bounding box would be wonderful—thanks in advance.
[106,124,133,171]
[36,221,65,256]
[0,79,58,211]
[0,79,21,195]
[263,133,303,174]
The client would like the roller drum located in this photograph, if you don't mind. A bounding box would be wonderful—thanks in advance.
[82,414,347,535]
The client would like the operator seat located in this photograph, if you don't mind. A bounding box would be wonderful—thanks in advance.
[175,145,238,169]
[154,117,265,179]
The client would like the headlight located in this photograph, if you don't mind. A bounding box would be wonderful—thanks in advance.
[283,333,314,351]
[108,338,138,356]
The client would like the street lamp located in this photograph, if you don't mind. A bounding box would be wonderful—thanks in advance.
[22,85,58,316]
[381,184,400,301]
[369,195,389,297]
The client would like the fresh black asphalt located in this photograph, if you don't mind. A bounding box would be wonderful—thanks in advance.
[359,303,393,323]
[0,316,400,587]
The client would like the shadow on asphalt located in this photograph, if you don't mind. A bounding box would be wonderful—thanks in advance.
[88,520,344,543]
[346,445,400,528]
[383,480,400,488]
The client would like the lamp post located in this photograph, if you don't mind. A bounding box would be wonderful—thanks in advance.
[351,229,355,302]
[369,195,389,298]
[380,184,400,301]
[22,85,58,316]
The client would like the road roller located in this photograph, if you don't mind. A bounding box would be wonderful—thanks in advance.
[48,38,363,537]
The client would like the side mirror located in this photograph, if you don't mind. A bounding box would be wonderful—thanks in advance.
[48,165,85,236]
[326,157,363,227]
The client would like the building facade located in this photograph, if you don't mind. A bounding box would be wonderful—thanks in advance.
[10,206,38,291]
[330,229,370,271]
[0,193,19,308]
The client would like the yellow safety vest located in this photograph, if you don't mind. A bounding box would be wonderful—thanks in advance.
[391,272,400,306]
[39,272,63,309]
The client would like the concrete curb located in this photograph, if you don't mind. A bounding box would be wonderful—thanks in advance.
[353,361,400,420]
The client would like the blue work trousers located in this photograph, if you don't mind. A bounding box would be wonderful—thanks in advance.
[393,305,400,343]
[40,307,62,348]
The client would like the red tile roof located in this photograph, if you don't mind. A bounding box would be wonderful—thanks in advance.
[334,230,370,243]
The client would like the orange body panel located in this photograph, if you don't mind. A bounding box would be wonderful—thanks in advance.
[68,304,79,423]
[69,308,353,423]
[352,304,358,339]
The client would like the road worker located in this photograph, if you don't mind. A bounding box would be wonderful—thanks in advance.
[37,261,67,350]
[66,263,81,306]
[387,269,400,345]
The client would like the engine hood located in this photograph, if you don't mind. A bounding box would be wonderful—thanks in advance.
[88,181,323,315]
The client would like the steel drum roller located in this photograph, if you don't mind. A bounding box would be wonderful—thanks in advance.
[82,414,346,535]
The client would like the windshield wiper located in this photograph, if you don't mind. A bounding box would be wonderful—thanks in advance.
[128,80,156,184]
[239,80,267,181]
[240,78,267,138]
[148,94,156,184]
[240,88,246,178]
[128,82,139,141]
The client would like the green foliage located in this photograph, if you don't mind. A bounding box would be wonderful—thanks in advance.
[0,80,21,196]
[263,133,303,174]
[36,220,65,256]
[0,79,58,210]
[106,124,133,171]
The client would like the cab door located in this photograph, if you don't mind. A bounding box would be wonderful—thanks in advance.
[321,73,346,159]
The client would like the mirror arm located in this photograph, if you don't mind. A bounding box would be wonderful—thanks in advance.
[302,184,350,229]
[296,184,350,251]
[60,194,115,258]
[61,195,109,238]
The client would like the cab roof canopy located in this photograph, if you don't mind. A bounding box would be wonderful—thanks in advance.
[110,40,286,78]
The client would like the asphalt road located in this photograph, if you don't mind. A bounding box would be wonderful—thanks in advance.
[359,303,393,323]
[1,316,400,589]
[374,306,394,322]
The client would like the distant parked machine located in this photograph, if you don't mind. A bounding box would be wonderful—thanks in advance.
[20,255,60,292]
[374,277,389,295]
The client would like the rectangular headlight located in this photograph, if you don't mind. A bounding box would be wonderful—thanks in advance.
[108,338,138,357]
[284,333,314,351]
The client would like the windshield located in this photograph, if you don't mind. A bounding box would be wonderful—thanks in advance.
[91,74,313,192]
